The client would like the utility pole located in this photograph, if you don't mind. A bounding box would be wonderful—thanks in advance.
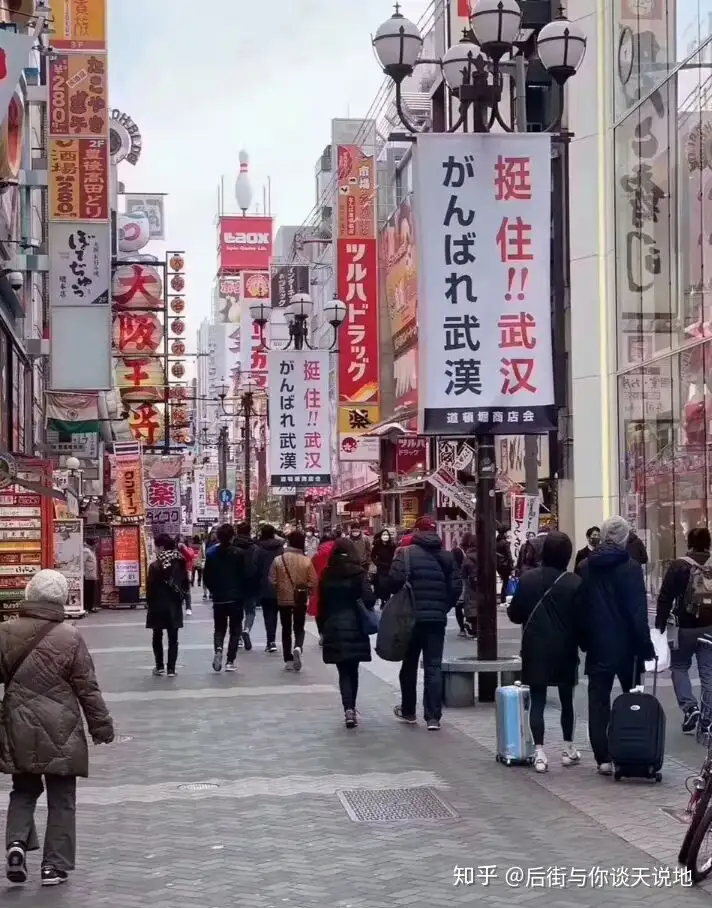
[243,392,253,527]
[217,425,228,523]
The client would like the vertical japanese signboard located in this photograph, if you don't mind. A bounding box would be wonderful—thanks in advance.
[53,518,84,616]
[114,449,145,518]
[48,0,111,391]
[413,133,555,435]
[267,351,331,488]
[336,144,380,440]
[240,271,270,390]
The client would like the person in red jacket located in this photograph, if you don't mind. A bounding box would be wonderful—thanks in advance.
[177,537,196,616]
[310,537,336,645]
[398,516,437,548]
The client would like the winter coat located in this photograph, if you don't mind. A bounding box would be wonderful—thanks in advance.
[178,542,196,572]
[517,533,547,576]
[496,537,514,577]
[577,545,655,675]
[256,537,287,600]
[388,530,462,624]
[507,565,583,687]
[371,538,396,599]
[304,535,319,559]
[146,551,188,630]
[310,540,336,617]
[348,534,372,567]
[320,560,376,665]
[627,532,649,566]
[0,598,114,777]
[656,550,712,631]
[233,535,260,598]
[269,548,318,607]
[203,542,251,605]
[83,545,98,581]
[574,545,594,573]
[461,548,478,618]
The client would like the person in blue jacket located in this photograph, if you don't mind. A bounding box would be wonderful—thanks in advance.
[577,515,655,775]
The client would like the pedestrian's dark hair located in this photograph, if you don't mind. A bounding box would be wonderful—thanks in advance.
[287,530,305,551]
[155,533,175,550]
[689,527,711,552]
[235,521,250,537]
[333,527,343,538]
[541,531,572,570]
[328,538,360,567]
[217,523,235,544]
[192,534,201,544]
[260,523,276,540]
[586,526,600,538]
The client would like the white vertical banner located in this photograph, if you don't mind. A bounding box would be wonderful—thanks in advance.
[267,350,331,488]
[413,132,554,436]
[509,494,539,565]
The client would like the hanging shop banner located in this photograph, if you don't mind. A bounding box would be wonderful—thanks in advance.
[146,508,181,539]
[124,193,166,240]
[413,132,554,435]
[509,494,540,566]
[426,466,477,519]
[337,144,376,239]
[267,350,331,487]
[48,52,108,138]
[51,0,107,51]
[218,276,241,322]
[114,451,145,518]
[49,137,109,221]
[48,222,111,305]
[270,264,310,309]
[113,524,140,587]
[97,534,118,606]
[338,434,380,463]
[396,436,429,475]
[0,30,34,132]
[53,518,84,617]
[382,197,418,357]
[219,215,273,271]
[337,238,380,406]
[144,479,180,509]
[239,297,268,390]
[194,467,219,522]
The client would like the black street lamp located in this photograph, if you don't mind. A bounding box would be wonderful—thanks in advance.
[216,380,259,526]
[248,292,347,352]
[373,0,586,701]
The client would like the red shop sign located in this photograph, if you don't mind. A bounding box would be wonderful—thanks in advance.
[337,237,379,404]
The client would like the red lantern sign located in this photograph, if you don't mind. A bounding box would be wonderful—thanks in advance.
[169,385,188,401]
[113,312,162,355]
[171,318,185,336]
[128,403,164,446]
[169,254,184,272]
[171,361,185,378]
[170,274,185,292]
[170,297,185,313]
[112,264,164,311]
[171,339,186,355]
[116,356,165,402]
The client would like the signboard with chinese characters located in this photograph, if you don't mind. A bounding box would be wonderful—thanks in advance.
[113,524,140,587]
[413,132,554,435]
[53,518,84,617]
[48,53,107,138]
[267,351,331,487]
[240,280,269,390]
[270,264,310,309]
[338,434,380,463]
[145,508,181,539]
[114,450,145,518]
[51,0,106,51]
[382,197,418,357]
[124,193,165,240]
[194,467,219,522]
[49,222,110,305]
[396,436,429,475]
[509,494,539,566]
[49,138,109,221]
[144,479,179,509]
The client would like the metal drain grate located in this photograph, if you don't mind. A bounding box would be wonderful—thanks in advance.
[660,806,691,826]
[177,782,219,792]
[337,787,457,823]
[114,735,133,744]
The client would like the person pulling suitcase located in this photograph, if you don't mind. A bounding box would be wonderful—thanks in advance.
[577,516,656,775]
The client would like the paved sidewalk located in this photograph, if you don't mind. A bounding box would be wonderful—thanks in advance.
[0,601,709,906]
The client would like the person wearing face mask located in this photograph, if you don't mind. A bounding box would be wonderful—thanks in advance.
[371,529,396,606]
[574,526,600,574]
[304,526,319,559]
[348,521,372,568]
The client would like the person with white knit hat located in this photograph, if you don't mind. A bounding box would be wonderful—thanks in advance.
[0,569,114,888]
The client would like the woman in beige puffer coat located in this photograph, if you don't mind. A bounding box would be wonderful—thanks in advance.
[0,570,114,888]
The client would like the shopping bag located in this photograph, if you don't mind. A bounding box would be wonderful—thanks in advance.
[375,549,415,661]
[358,599,380,636]
[506,577,518,598]
[645,629,670,674]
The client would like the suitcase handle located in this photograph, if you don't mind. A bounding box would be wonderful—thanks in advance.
[632,656,658,697]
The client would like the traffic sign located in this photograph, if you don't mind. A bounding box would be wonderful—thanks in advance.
[219,489,233,506]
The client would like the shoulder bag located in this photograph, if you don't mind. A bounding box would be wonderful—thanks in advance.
[280,555,310,609]
[522,572,566,633]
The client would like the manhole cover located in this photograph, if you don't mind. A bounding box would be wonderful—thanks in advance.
[114,735,133,743]
[336,787,457,823]
[661,806,691,825]
[177,782,219,792]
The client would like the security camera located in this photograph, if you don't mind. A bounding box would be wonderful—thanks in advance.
[7,272,23,291]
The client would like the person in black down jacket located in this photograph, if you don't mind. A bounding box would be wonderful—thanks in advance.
[203,523,250,673]
[496,529,514,603]
[371,529,396,605]
[626,528,649,566]
[320,538,377,728]
[508,531,583,774]
[256,524,285,654]
[233,521,259,651]
[388,516,462,730]
[655,526,712,735]
[146,534,189,677]
[578,515,655,775]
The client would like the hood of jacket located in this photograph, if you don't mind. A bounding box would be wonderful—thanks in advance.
[587,544,630,569]
[233,535,256,551]
[412,530,442,552]
[259,537,285,554]
[19,599,65,622]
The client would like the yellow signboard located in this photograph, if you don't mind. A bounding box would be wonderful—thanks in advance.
[338,405,380,435]
[51,0,106,51]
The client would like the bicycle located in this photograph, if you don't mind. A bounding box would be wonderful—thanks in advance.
[679,635,712,881]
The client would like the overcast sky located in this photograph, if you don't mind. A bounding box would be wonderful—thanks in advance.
[108,0,430,351]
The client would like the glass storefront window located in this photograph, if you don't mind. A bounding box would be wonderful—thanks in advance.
[0,330,7,452]
[12,352,20,453]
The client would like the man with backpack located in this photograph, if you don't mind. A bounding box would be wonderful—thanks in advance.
[656,526,712,734]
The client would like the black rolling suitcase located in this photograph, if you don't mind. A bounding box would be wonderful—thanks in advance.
[608,660,665,782]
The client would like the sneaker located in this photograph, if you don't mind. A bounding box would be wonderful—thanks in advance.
[212,649,223,672]
[345,709,357,729]
[266,643,277,654]
[318,634,324,646]
[185,608,192,616]
[284,662,295,672]
[225,661,237,672]
[242,631,252,652]
[534,754,549,773]
[6,843,27,884]
[393,705,417,725]
[152,667,165,676]
[41,866,68,887]
[683,705,701,734]
[597,762,613,776]
[457,629,467,638]
[293,646,302,672]
[561,746,581,767]
[167,670,177,678]
[426,718,441,731]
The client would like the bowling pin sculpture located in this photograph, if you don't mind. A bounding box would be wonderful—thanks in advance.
[235,150,253,214]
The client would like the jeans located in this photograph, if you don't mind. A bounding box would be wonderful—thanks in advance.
[279,605,307,662]
[191,566,203,586]
[454,600,465,632]
[399,622,446,721]
[261,597,278,645]
[337,660,360,711]
[152,628,178,672]
[83,578,97,612]
[670,625,712,713]
[243,600,256,634]
[587,668,639,765]
[529,684,575,746]
[213,603,244,663]
[498,572,511,604]
[6,774,77,872]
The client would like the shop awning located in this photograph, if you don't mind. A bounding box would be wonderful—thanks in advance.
[335,479,380,503]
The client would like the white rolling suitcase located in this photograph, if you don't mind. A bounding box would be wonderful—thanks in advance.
[495,681,535,766]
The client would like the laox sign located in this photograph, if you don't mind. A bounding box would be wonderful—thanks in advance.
[224,231,270,245]
[219,215,273,271]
